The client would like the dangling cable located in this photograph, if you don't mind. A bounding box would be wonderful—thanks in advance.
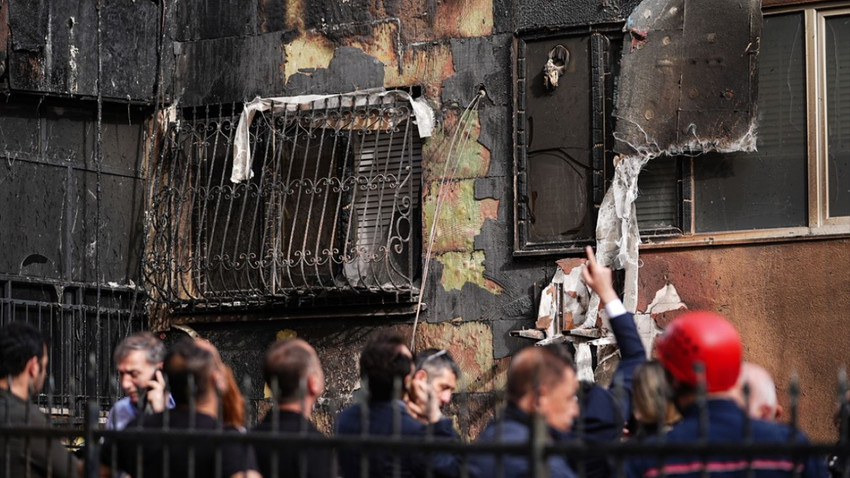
[410,90,485,351]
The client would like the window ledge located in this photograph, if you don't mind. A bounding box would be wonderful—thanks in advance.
[639,224,850,249]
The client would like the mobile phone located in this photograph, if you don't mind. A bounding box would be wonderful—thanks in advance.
[136,368,163,414]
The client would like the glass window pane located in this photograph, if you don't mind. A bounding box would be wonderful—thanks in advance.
[694,13,808,232]
[826,14,850,217]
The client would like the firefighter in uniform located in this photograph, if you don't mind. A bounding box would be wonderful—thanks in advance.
[626,311,828,478]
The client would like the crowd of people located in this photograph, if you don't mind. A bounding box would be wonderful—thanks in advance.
[0,247,846,478]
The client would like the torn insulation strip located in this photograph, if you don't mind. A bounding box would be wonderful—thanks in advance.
[230,89,435,183]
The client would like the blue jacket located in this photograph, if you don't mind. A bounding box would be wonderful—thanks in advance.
[336,400,460,478]
[569,311,646,477]
[626,399,828,478]
[470,403,578,478]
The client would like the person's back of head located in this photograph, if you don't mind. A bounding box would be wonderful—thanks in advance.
[164,338,216,407]
[263,338,324,407]
[359,331,412,402]
[0,322,47,380]
[632,360,681,427]
[506,344,579,432]
[654,311,742,397]
[114,332,165,366]
[734,362,781,421]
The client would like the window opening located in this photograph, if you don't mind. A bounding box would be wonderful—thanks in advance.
[514,29,620,255]
[144,92,422,311]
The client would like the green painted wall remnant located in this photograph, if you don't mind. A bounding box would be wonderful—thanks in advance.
[423,180,499,253]
[436,251,502,294]
[423,109,490,182]
[421,106,501,297]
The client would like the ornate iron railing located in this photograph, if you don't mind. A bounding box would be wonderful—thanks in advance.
[143,92,423,311]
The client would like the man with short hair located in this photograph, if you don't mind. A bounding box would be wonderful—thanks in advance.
[336,331,460,478]
[253,338,332,478]
[732,362,782,421]
[106,332,172,430]
[470,342,580,477]
[102,338,260,478]
[626,313,827,478]
[406,349,461,423]
[0,321,80,478]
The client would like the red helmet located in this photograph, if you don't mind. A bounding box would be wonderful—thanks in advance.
[655,311,742,393]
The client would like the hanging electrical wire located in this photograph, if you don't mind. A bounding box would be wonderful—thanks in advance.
[410,89,486,352]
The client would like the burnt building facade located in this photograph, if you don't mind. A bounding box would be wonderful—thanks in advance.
[0,0,848,440]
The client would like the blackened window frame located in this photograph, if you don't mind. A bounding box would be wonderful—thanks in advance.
[512,6,850,255]
[513,25,623,257]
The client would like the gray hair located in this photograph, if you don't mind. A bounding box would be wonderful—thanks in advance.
[113,332,166,366]
[414,348,461,380]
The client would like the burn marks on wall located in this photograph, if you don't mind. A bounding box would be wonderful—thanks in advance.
[4,0,160,100]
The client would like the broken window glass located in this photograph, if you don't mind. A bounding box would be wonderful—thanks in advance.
[826,13,850,218]
[693,13,808,233]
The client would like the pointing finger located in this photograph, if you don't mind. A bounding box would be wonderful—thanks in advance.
[585,245,597,267]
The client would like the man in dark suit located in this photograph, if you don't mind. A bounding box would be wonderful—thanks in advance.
[253,338,333,478]
[336,331,459,478]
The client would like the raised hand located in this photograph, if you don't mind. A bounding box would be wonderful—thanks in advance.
[581,245,618,305]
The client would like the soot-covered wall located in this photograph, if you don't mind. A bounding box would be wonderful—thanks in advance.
[1,0,847,441]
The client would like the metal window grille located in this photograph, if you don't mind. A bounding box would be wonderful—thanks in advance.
[143,92,422,311]
[0,275,145,422]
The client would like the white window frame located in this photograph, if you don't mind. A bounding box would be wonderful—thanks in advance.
[814,6,850,228]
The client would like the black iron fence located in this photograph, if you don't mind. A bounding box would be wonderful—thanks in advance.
[0,368,848,478]
[0,275,146,422]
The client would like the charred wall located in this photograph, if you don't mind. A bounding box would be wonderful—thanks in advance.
[1,0,848,443]
[638,240,850,441]
[159,0,850,442]
[3,0,161,101]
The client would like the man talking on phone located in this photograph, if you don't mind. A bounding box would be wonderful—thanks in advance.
[106,332,174,430]
[405,349,461,424]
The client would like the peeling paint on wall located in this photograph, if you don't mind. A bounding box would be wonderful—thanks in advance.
[395,43,455,97]
[283,32,336,83]
[423,180,499,252]
[415,320,504,392]
[423,109,490,181]
[436,251,502,294]
[433,0,494,38]
[534,260,590,338]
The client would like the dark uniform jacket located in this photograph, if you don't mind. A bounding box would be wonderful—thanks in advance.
[470,403,578,478]
[569,310,646,477]
[626,399,828,478]
[253,409,333,478]
[336,400,460,478]
[0,388,79,478]
[101,409,258,478]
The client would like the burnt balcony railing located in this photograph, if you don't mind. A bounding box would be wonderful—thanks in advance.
[142,91,423,311]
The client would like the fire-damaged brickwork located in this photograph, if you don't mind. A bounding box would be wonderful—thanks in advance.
[0,0,848,442]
